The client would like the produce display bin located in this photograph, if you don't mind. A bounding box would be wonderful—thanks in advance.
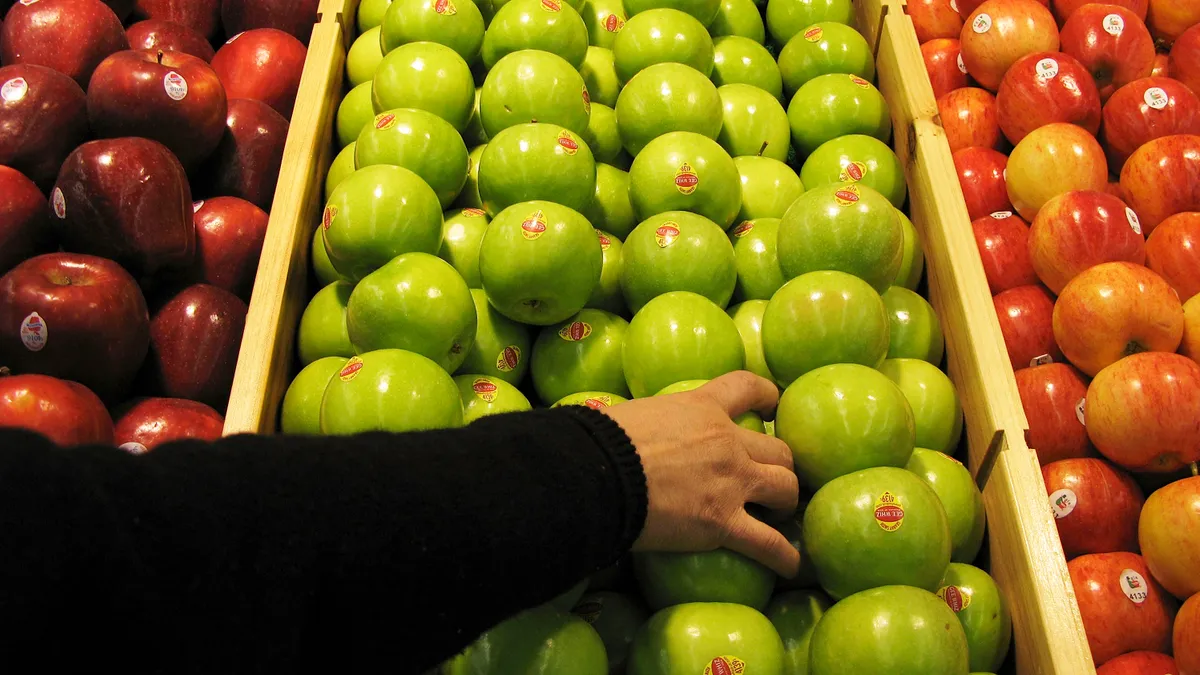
[222,0,1096,671]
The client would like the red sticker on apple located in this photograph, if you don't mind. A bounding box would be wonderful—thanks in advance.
[839,161,866,182]
[19,312,46,352]
[597,230,611,249]
[558,321,592,342]
[435,0,457,14]
[675,163,699,194]
[803,26,823,42]
[582,86,591,114]
[849,75,871,89]
[51,187,66,219]
[604,13,625,32]
[1119,569,1149,604]
[496,345,521,372]
[557,130,579,155]
[472,377,498,402]
[1050,488,1077,519]
[463,207,486,217]
[322,205,337,231]
[834,185,861,206]
[374,112,398,130]
[584,395,612,409]
[874,491,904,531]
[338,356,363,381]
[522,210,547,240]
[703,656,746,675]
[1,77,28,103]
[937,585,972,613]
[540,0,561,11]
[731,221,754,238]
[163,71,188,101]
[655,223,680,247]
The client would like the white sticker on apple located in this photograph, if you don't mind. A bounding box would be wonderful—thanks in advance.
[1,77,28,103]
[1075,398,1085,426]
[1126,207,1143,235]
[949,0,958,12]
[19,312,47,352]
[990,210,1013,219]
[120,442,149,455]
[1119,569,1149,604]
[51,187,66,219]
[1035,58,1059,81]
[957,53,967,74]
[164,71,188,101]
[1030,353,1053,367]
[18,0,39,5]
[1102,13,1124,36]
[193,200,205,213]
[1144,87,1169,110]
[1049,488,1077,519]
[972,13,992,33]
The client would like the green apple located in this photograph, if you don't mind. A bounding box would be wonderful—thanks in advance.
[761,271,890,385]
[765,0,854,46]
[478,123,597,216]
[480,50,591,138]
[893,210,924,290]
[711,36,781,100]
[587,230,626,314]
[355,108,470,208]
[582,103,622,165]
[616,62,722,156]
[623,291,744,397]
[336,82,376,148]
[734,155,804,222]
[438,207,489,287]
[627,603,785,674]
[532,308,630,403]
[481,0,589,69]
[776,363,915,489]
[463,86,488,148]
[623,0,720,25]
[552,579,591,613]
[800,134,907,208]
[907,448,985,563]
[716,83,790,162]
[479,200,602,324]
[788,73,891,157]
[776,182,902,292]
[808,585,970,675]
[709,0,766,42]
[882,286,944,364]
[633,549,774,610]
[581,46,622,107]
[454,144,487,209]
[628,131,742,228]
[326,142,358,201]
[729,217,784,302]
[777,20,870,96]
[937,563,1012,673]
[448,605,608,675]
[311,226,346,286]
[726,300,772,381]
[346,252,477,371]
[359,0,395,32]
[580,0,628,48]
[322,165,444,282]
[347,26,384,87]
[583,163,637,238]
[803,466,952,598]
[551,391,630,408]
[455,373,532,422]
[457,288,533,385]
[320,349,464,433]
[372,41,475,131]
[621,211,736,312]
[572,592,648,674]
[654,378,765,431]
[381,0,485,63]
[297,281,355,365]
[280,356,347,435]
[877,358,963,455]
[767,590,831,675]
[612,8,714,83]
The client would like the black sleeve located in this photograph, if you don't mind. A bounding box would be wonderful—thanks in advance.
[0,406,647,674]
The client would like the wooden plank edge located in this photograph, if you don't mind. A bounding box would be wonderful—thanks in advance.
[319,0,362,47]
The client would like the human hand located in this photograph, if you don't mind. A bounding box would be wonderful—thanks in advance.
[600,371,801,577]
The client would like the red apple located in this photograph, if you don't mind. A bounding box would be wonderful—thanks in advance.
[994,284,1062,369]
[1028,190,1147,294]
[1086,352,1200,472]
[922,38,971,99]
[0,166,53,275]
[1008,122,1109,221]
[996,51,1102,145]
[1145,211,1200,301]
[0,0,129,88]
[0,373,113,446]
[131,0,222,41]
[87,48,228,168]
[1177,594,1200,675]
[1102,78,1200,171]
[187,196,268,300]
[960,0,1061,91]
[1182,293,1200,363]
[126,19,216,62]
[1104,181,1127,201]
[1068,552,1176,667]
[210,28,305,119]
[220,0,319,43]
[112,396,224,453]
[938,86,1004,151]
[1120,134,1200,235]
[911,0,964,42]
[1139,475,1200,599]
[1060,4,1154,100]
[51,137,195,280]
[199,97,288,210]
[1042,457,1144,558]
[0,63,89,191]
[1096,651,1178,675]
[1170,23,1200,97]
[0,252,150,400]
[954,146,1012,220]
[1146,0,1200,48]
[973,210,1038,293]
[146,282,247,409]
[1015,362,1092,463]
[1152,52,1170,77]
[1052,0,1147,25]
[958,0,1050,20]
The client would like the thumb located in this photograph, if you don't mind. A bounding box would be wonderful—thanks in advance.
[697,371,781,421]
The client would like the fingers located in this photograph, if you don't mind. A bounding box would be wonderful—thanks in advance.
[698,371,780,420]
[746,464,799,514]
[723,511,802,578]
[739,429,794,470]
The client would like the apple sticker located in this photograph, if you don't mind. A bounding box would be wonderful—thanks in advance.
[51,187,66,219]
[1143,87,1169,111]
[874,491,905,531]
[1075,397,1086,426]
[655,223,680,247]
[164,71,188,101]
[19,312,47,352]
[1119,569,1149,604]
[472,377,498,402]
[972,13,992,33]
[1,77,28,103]
[704,656,746,675]
[119,442,149,455]
[1050,488,1077,519]
[1102,13,1124,36]
[937,585,972,612]
[1125,207,1143,234]
[1035,58,1059,82]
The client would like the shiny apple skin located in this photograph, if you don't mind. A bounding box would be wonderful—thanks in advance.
[972,211,1037,294]
[1119,133,1200,235]
[0,166,53,275]
[1170,23,1200,97]
[910,0,964,43]
[1059,4,1154,98]
[125,19,216,62]
[113,396,224,452]
[1052,0,1147,25]
[996,51,1101,146]
[131,0,222,41]
[1042,457,1144,558]
[0,0,130,88]
[145,283,247,410]
[959,0,1061,91]
[0,373,114,446]
[1027,189,1147,294]
[1068,552,1176,667]
[994,284,1061,370]
[210,27,306,119]
[922,38,970,99]
[220,0,319,43]
[0,63,90,192]
[954,146,1011,220]
[199,98,289,211]
[1102,77,1200,171]
[938,86,1003,152]
[1145,211,1200,302]
[1014,362,1091,464]
[1007,122,1108,222]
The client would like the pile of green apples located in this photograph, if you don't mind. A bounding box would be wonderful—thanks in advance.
[279,0,1016,671]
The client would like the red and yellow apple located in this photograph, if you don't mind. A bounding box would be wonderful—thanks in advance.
[1027,190,1147,294]
[1042,457,1144,558]
[973,211,1038,294]
[1014,362,1091,464]
[922,38,970,99]
[1059,4,1154,99]
[1145,212,1200,302]
[1120,134,1200,235]
[960,0,1061,91]
[938,87,1003,152]
[1176,593,1200,675]
[994,284,1061,369]
[1102,78,1200,171]
[1007,122,1109,221]
[954,146,1012,221]
[1138,475,1200,599]
[1068,551,1176,667]
[996,51,1101,145]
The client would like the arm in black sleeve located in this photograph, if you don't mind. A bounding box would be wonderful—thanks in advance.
[0,405,647,674]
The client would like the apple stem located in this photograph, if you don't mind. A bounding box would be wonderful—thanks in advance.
[157,50,164,65]
[757,142,768,157]
[1192,462,1198,477]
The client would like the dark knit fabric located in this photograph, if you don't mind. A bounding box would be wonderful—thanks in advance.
[0,405,647,674]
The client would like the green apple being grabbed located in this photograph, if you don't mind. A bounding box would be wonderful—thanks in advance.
[709,0,767,43]
[579,0,629,49]
[455,373,532,423]
[656,379,766,431]
[620,211,737,312]
[587,230,626,314]
[612,8,714,83]
[615,62,723,156]
[729,217,785,302]
[336,82,375,148]
[777,21,874,97]
[551,391,630,408]
[456,288,533,385]
[878,358,964,455]
[767,590,831,675]
[734,155,804,222]
[479,50,591,138]
[633,549,775,611]
[481,0,589,69]
[372,41,475,131]
[355,108,470,209]
[937,563,1012,673]
[438,207,490,288]
[531,308,631,404]
[788,73,891,157]
[380,0,486,63]
[479,200,603,325]
[583,163,637,238]
[765,0,854,46]
[628,131,742,228]
[581,46,622,107]
[800,134,907,208]
[477,123,597,216]
[582,104,624,166]
[716,83,790,162]
[297,281,355,365]
[906,448,985,563]
[726,300,773,381]
[321,349,465,434]
[627,603,785,675]
[882,286,944,364]
[622,291,744,398]
[280,357,348,435]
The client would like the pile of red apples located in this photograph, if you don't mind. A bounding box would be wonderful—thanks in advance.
[0,0,315,452]
[912,0,1200,672]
